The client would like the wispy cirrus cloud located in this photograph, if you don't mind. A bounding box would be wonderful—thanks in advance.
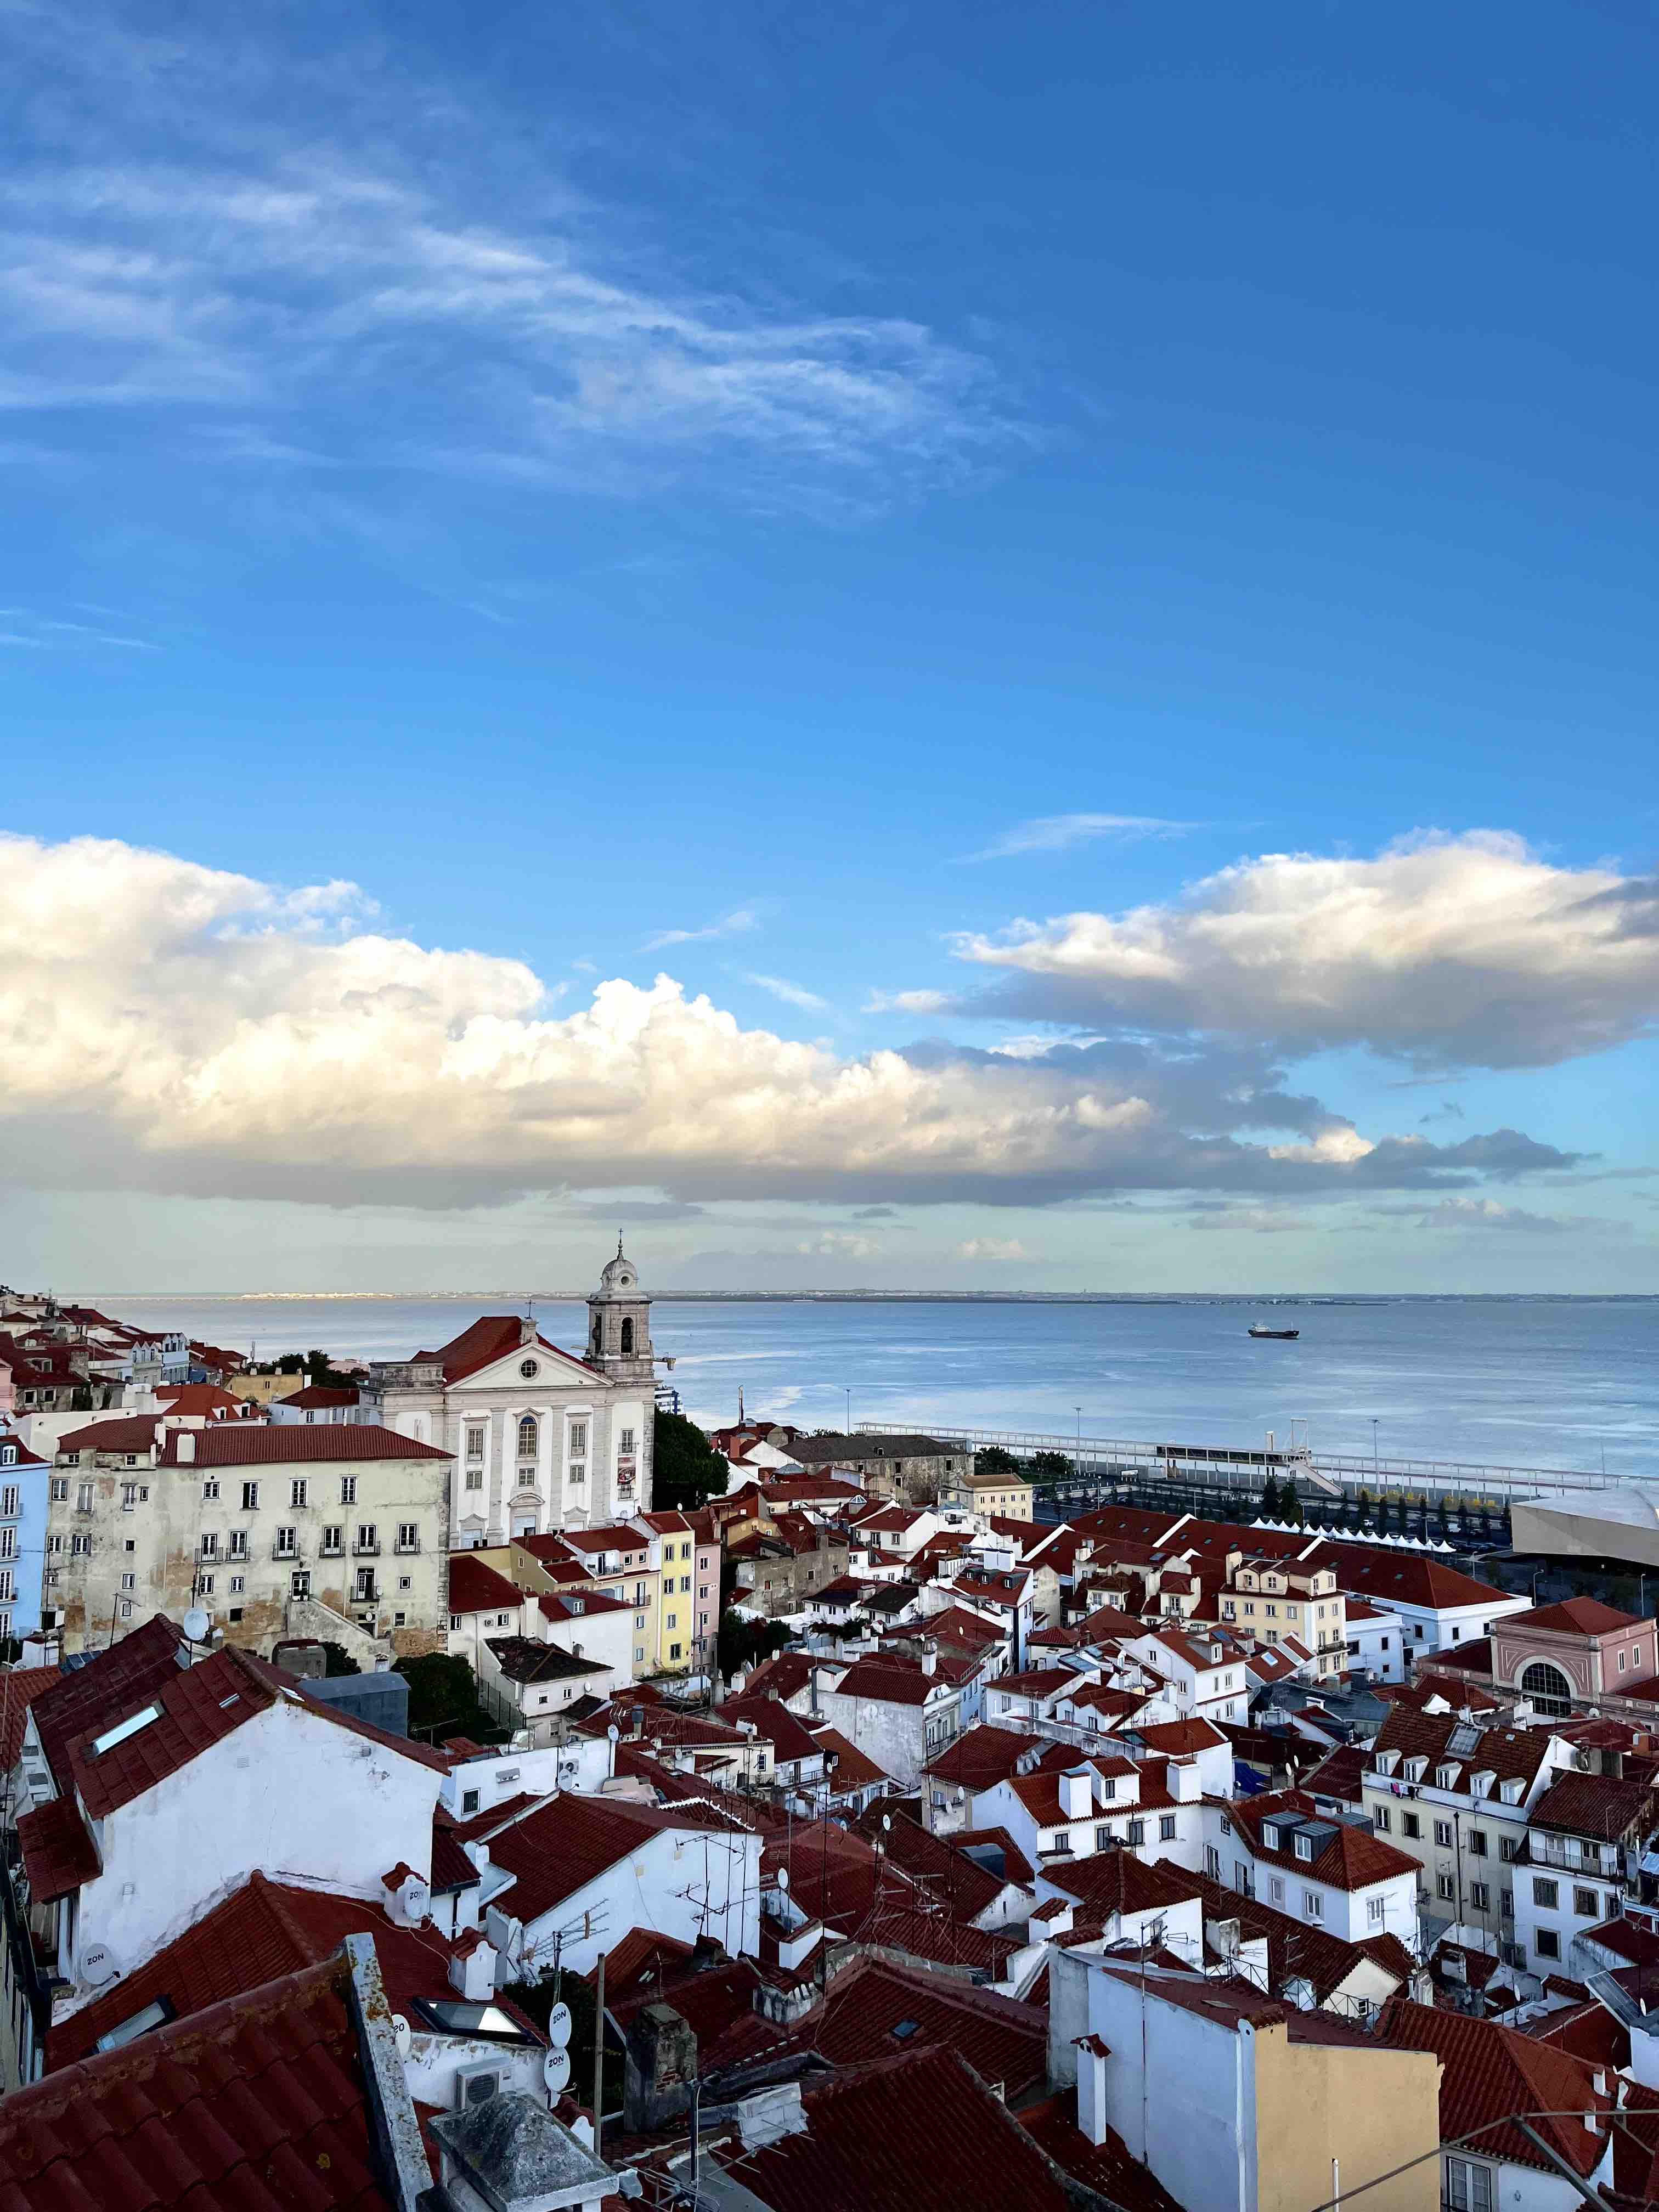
[864,987,950,1014]
[0,13,1020,516]
[744,973,828,1012]
[958,812,1196,862]
[642,909,757,952]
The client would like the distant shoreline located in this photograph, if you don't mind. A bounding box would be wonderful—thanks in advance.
[67,1289,1659,1305]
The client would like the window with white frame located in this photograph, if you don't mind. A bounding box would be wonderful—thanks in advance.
[341,1476,357,1505]
[569,1421,588,1458]
[290,1478,308,1508]
[1303,1889,1323,1920]
[1367,1895,1386,1927]
[241,1481,259,1511]
[1445,2157,1494,2211]
[0,1485,18,1519]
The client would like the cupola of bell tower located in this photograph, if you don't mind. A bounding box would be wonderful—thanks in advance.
[587,1237,654,1383]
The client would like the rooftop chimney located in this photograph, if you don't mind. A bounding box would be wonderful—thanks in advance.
[174,1431,195,1464]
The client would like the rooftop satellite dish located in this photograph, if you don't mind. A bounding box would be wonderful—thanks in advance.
[546,2000,572,2049]
[607,1723,620,1742]
[882,1814,892,1832]
[544,2045,572,2097]
[393,2015,412,2059]
[182,1607,210,1645]
[777,1869,790,1892]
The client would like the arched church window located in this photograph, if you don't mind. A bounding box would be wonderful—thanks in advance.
[517,1414,539,1463]
[620,1317,634,1355]
[1521,1660,1573,1718]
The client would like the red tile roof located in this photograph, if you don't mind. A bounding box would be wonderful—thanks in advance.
[711,1957,1047,2097]
[483,1792,734,1925]
[1229,1788,1421,1893]
[715,2045,1074,2212]
[50,1871,487,2068]
[159,1423,450,1466]
[17,1792,100,1903]
[1038,1846,1205,1925]
[0,1953,399,2209]
[1511,1595,1646,1637]
[52,1639,448,1824]
[922,1724,1046,1790]
[1529,1769,1659,1843]
[430,1314,601,1385]
[1376,1995,1615,2177]
[810,1725,888,1793]
[833,1656,947,1707]
[1017,2091,1185,2212]
[57,1414,163,1454]
[30,1615,188,1791]
[0,1664,60,1771]
[444,1554,526,1615]
[154,1385,255,1415]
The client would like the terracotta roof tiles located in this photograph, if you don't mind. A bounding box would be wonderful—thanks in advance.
[0,1953,398,2210]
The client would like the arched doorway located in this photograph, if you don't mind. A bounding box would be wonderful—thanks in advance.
[1521,1659,1573,1717]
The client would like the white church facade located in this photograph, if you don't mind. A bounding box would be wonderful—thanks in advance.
[371,1243,658,1547]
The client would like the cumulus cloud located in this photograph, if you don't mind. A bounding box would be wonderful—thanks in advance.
[958,1237,1030,1262]
[954,832,1659,1069]
[1390,1198,1623,1235]
[0,834,1588,1212]
[958,814,1194,863]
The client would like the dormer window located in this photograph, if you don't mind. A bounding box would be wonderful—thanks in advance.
[1375,1751,1400,1777]
[1294,1832,1313,1862]
[1262,1824,1282,1851]
[1500,1778,1523,1804]
[1404,1757,1428,1784]
[1436,1765,1458,1790]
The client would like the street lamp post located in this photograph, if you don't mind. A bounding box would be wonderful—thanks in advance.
[844,1387,852,1436]
[1372,1419,1380,1478]
[1075,1406,1082,1475]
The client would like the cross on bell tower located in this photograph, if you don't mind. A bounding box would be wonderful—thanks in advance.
[587,1236,654,1384]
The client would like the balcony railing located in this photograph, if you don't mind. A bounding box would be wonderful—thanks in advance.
[352,1539,381,1556]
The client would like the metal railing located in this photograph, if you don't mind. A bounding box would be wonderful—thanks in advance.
[859,1421,1615,1499]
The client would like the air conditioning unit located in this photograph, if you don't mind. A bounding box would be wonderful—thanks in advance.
[454,2059,505,2111]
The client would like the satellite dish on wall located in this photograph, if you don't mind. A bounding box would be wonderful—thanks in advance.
[546,2000,572,2049]
[544,2046,572,2097]
[182,1607,211,1645]
[776,1869,790,1893]
[78,1940,119,1988]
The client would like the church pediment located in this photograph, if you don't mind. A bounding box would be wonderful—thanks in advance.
[449,1336,610,1394]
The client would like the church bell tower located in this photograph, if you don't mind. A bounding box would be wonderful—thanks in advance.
[588,1238,655,1387]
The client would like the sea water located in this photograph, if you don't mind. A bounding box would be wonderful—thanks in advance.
[77,1294,1658,1481]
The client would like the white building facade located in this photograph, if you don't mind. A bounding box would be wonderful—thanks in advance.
[375,1244,658,1548]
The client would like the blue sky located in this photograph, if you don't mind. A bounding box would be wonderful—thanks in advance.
[3,2,1658,1292]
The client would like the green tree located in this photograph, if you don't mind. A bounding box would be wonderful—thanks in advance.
[1260,1473,1283,1520]
[717,1611,793,1679]
[1029,1450,1073,1479]
[393,1652,505,1745]
[976,1445,1020,1474]
[1280,1484,1304,1528]
[652,1409,730,1510]
[320,1641,360,1678]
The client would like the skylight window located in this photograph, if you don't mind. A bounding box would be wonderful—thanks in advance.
[91,1703,164,1757]
[95,1996,174,2051]
[890,2019,922,2040]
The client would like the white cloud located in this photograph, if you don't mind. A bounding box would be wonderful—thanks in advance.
[960,812,1194,862]
[0,834,1588,1212]
[744,973,828,1013]
[955,831,1659,1069]
[958,1237,1030,1262]
[864,988,950,1014]
[641,910,757,952]
[0,13,1015,512]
